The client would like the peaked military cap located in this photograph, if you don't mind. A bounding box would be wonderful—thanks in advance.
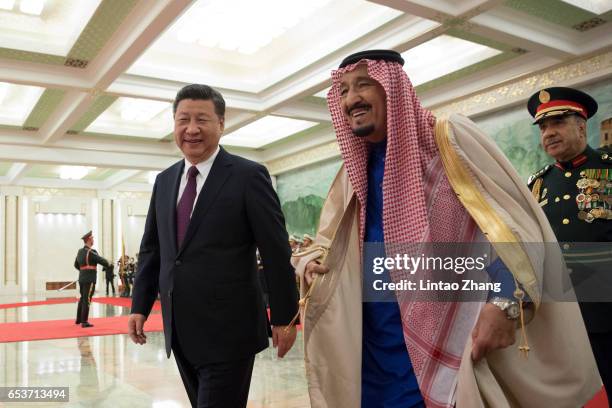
[527,86,597,124]
[339,50,404,68]
[81,230,92,241]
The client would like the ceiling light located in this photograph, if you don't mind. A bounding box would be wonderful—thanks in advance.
[19,0,44,15]
[0,1,101,56]
[222,116,317,148]
[559,0,612,14]
[0,0,15,11]
[176,0,331,55]
[402,35,501,86]
[120,98,170,122]
[59,166,95,180]
[0,82,45,126]
[86,97,173,139]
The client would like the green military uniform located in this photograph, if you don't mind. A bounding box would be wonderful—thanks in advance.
[74,231,110,327]
[528,86,612,401]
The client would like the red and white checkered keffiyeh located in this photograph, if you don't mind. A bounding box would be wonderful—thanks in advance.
[327,59,480,407]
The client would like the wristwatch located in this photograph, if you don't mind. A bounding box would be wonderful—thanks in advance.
[488,297,520,320]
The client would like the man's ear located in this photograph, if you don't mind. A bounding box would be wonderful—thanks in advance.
[577,117,587,139]
[219,116,225,133]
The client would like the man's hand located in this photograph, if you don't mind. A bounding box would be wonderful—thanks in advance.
[471,303,516,361]
[304,261,329,286]
[128,313,148,345]
[272,325,297,358]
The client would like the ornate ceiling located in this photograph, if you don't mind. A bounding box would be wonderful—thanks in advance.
[0,0,611,190]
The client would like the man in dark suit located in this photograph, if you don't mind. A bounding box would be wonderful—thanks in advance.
[128,84,298,408]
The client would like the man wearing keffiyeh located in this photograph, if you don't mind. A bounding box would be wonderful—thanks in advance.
[293,50,601,408]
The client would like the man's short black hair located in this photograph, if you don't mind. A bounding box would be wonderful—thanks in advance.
[173,84,225,118]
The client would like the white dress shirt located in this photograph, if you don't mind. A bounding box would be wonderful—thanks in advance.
[176,146,220,216]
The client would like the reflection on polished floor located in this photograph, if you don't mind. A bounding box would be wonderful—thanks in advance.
[0,295,310,407]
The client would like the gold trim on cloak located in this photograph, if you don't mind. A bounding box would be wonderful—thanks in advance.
[434,118,538,358]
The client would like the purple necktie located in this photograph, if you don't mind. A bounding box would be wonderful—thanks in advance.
[176,165,199,247]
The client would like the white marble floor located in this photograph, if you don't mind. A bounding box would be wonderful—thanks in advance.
[0,295,310,408]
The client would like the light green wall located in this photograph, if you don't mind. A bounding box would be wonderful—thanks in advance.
[475,77,612,179]
[276,159,341,238]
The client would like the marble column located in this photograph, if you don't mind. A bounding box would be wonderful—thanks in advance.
[3,194,19,286]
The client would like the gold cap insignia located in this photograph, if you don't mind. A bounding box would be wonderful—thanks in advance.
[539,90,550,103]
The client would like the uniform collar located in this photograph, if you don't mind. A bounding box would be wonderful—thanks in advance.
[554,145,594,170]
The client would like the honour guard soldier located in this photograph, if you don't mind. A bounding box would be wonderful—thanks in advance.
[118,255,131,297]
[104,263,115,296]
[528,87,612,400]
[74,231,110,327]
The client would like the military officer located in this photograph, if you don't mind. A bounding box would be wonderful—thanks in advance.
[527,86,612,401]
[74,231,110,328]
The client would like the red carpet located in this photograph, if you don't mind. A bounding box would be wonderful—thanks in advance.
[0,314,163,343]
[586,388,609,408]
[0,297,76,309]
[0,296,161,311]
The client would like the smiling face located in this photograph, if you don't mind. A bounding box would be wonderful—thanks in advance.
[174,99,224,165]
[538,114,587,162]
[338,64,387,143]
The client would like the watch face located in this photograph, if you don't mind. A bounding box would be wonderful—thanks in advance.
[507,303,520,319]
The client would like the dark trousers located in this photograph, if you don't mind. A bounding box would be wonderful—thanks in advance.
[588,331,612,407]
[171,334,254,408]
[76,282,95,324]
[105,278,115,295]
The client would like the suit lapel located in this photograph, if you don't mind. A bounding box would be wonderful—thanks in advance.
[177,148,233,257]
[168,160,184,256]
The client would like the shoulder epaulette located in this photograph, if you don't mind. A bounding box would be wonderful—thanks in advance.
[595,148,612,164]
[527,164,552,187]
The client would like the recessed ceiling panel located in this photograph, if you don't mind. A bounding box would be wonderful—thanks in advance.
[0,0,102,56]
[0,81,45,126]
[23,164,61,179]
[82,168,118,181]
[127,0,403,92]
[221,116,318,148]
[85,97,173,139]
[22,164,114,180]
[126,171,157,184]
[402,35,502,86]
[560,0,612,14]
[0,161,13,177]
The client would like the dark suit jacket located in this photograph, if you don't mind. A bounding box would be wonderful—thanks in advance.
[131,147,298,365]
